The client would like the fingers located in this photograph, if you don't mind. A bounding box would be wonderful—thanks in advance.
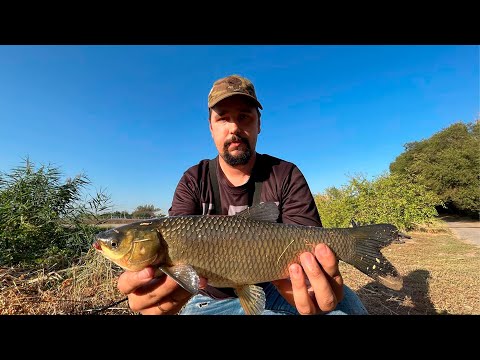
[117,266,199,315]
[144,276,208,315]
[314,244,344,303]
[289,262,318,315]
[198,277,209,289]
[117,267,156,294]
[133,276,192,315]
[289,244,344,315]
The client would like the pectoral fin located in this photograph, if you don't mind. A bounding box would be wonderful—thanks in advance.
[156,264,200,295]
[234,284,266,315]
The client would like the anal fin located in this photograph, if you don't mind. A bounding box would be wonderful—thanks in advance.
[234,284,266,315]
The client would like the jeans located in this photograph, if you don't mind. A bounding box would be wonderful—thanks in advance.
[178,283,368,315]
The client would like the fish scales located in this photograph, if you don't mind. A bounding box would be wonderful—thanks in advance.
[157,215,355,288]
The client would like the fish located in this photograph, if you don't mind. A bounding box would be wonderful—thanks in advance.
[93,202,403,315]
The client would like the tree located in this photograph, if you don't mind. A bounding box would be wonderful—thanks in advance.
[132,204,164,219]
[390,119,480,216]
[0,157,112,267]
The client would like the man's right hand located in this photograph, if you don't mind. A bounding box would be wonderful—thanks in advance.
[117,266,207,315]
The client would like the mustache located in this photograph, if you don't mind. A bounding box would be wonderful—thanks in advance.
[224,135,248,148]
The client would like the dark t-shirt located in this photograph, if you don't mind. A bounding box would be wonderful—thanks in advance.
[168,153,322,227]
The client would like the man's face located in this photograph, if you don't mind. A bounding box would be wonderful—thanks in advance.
[209,95,261,166]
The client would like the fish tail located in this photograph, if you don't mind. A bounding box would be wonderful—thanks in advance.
[346,224,403,290]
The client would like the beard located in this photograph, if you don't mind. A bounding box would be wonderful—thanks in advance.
[222,134,252,166]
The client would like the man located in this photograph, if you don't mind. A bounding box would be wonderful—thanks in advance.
[117,74,368,315]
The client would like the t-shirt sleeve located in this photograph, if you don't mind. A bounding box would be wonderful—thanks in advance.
[168,171,202,216]
[280,165,323,227]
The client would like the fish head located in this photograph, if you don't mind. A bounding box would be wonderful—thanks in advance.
[93,220,168,272]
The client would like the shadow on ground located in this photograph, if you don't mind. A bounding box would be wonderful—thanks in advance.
[358,269,449,315]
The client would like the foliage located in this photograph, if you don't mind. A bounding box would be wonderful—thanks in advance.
[0,157,112,267]
[314,186,357,228]
[389,120,480,215]
[315,173,444,231]
[132,204,164,219]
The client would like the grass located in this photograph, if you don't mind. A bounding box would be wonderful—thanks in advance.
[0,249,132,315]
[340,228,480,315]
[1,223,479,315]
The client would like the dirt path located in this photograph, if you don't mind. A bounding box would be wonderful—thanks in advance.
[441,215,480,246]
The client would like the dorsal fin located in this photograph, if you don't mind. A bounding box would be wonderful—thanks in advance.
[236,202,279,222]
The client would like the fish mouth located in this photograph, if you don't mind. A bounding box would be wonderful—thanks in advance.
[93,240,102,251]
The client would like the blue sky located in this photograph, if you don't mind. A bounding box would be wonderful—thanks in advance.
[0,45,478,213]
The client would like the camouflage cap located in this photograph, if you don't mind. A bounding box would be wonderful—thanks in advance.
[208,74,263,110]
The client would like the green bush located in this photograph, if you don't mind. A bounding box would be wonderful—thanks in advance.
[0,158,112,268]
[314,186,357,228]
[315,173,444,231]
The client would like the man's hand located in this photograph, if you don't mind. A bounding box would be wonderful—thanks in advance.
[117,266,207,315]
[272,243,344,315]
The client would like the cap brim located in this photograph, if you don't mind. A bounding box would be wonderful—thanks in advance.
[209,93,263,110]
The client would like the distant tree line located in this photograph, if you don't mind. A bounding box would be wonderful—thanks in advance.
[99,205,165,220]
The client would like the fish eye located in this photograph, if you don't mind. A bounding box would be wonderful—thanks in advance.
[111,241,118,248]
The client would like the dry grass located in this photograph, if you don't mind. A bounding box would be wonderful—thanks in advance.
[1,224,478,315]
[0,248,134,315]
[340,227,480,315]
